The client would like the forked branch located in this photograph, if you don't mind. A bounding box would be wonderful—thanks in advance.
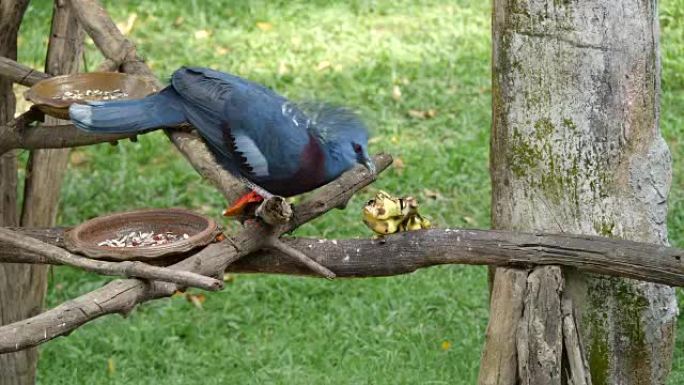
[0,154,392,354]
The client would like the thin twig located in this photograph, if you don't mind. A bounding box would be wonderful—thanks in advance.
[266,237,336,278]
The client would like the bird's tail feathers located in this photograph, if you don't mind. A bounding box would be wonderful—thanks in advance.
[68,87,186,134]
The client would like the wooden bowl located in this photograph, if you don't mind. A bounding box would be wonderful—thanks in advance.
[65,208,220,261]
[24,72,158,119]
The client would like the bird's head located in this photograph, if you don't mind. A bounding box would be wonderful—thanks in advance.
[302,103,375,178]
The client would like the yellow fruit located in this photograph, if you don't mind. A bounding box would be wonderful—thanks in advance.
[362,191,431,235]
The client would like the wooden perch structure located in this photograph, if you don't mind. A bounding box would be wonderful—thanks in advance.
[0,154,391,353]
[0,1,679,384]
[6,227,684,286]
[1,149,684,354]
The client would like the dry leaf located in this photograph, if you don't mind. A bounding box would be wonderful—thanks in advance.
[391,85,402,101]
[215,46,230,55]
[69,150,89,166]
[407,109,425,119]
[277,61,289,75]
[423,188,443,200]
[316,60,332,71]
[107,357,115,375]
[393,157,405,169]
[256,22,273,31]
[441,340,452,351]
[407,109,437,119]
[194,29,211,39]
[186,293,206,309]
[116,13,138,35]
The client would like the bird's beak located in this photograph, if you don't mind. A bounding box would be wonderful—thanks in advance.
[363,156,376,176]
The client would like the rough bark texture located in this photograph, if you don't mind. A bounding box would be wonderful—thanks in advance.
[517,267,563,385]
[0,57,49,87]
[21,0,84,227]
[488,0,675,384]
[478,269,527,385]
[5,228,684,287]
[0,2,83,383]
[0,1,35,384]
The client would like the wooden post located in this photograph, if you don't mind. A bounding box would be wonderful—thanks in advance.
[0,1,83,384]
[0,1,34,384]
[21,0,85,227]
[480,0,676,384]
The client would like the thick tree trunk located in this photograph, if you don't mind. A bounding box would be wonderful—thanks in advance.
[0,1,83,384]
[481,0,676,385]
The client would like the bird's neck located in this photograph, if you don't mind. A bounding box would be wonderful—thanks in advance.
[316,136,353,181]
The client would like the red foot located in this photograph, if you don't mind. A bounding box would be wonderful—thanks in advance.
[223,190,264,217]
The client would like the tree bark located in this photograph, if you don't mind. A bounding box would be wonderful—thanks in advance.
[0,1,34,384]
[0,1,82,384]
[482,0,675,384]
[21,0,84,226]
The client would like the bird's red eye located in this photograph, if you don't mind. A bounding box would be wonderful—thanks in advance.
[353,143,363,154]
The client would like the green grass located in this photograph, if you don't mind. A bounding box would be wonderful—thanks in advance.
[11,0,684,383]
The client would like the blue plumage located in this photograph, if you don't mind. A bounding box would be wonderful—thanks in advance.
[69,67,374,197]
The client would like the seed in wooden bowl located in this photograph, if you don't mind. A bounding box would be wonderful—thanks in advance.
[52,89,129,101]
[97,231,189,248]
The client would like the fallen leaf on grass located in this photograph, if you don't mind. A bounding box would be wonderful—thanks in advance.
[316,60,332,71]
[392,85,402,101]
[441,340,452,351]
[256,22,273,31]
[407,109,437,119]
[107,357,115,375]
[69,150,89,166]
[215,46,230,55]
[423,188,443,200]
[278,61,289,75]
[186,293,206,310]
[194,29,212,40]
[116,13,138,35]
[393,157,405,170]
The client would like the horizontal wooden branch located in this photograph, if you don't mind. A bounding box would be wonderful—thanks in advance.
[0,56,49,87]
[6,227,684,287]
[0,154,391,354]
[0,227,223,291]
[0,120,137,154]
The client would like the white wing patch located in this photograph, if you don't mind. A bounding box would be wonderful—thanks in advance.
[69,104,93,126]
[233,134,270,177]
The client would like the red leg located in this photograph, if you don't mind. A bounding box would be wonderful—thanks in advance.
[223,190,264,217]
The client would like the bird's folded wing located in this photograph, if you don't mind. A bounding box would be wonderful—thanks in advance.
[170,66,311,180]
